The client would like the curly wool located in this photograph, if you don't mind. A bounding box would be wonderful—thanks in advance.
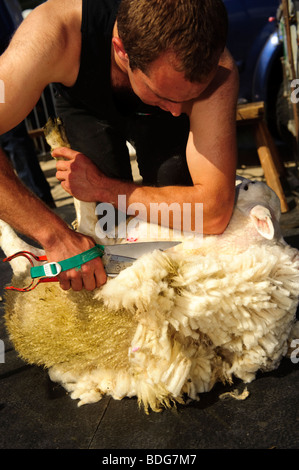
[5,240,299,413]
[3,177,299,413]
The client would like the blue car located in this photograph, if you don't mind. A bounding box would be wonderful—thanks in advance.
[225,0,291,141]
[225,0,281,103]
[0,0,286,137]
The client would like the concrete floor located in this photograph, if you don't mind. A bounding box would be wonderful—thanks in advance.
[0,134,299,450]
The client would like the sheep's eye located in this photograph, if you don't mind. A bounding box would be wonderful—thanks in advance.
[243,184,249,191]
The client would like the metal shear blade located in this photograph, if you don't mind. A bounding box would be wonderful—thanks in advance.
[103,241,181,276]
[103,254,136,277]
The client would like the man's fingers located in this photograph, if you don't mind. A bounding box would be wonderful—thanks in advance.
[55,160,70,171]
[58,272,71,291]
[82,258,107,290]
[55,159,71,182]
[55,171,66,182]
[80,262,97,291]
[58,258,107,292]
[44,231,107,292]
[94,265,108,288]
[52,147,78,160]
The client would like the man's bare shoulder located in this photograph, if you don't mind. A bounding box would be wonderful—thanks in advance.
[24,0,82,48]
[7,0,82,86]
[0,0,83,132]
[187,49,238,113]
[41,0,82,18]
[21,0,82,32]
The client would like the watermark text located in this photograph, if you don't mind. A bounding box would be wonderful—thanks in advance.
[0,340,4,363]
[290,338,299,364]
[95,195,203,242]
[0,80,4,103]
[291,79,299,103]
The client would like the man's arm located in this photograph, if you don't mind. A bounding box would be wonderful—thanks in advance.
[54,50,239,235]
[0,1,105,291]
[0,0,81,133]
[185,49,238,233]
[0,148,107,290]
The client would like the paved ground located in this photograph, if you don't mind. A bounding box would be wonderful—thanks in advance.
[0,132,299,450]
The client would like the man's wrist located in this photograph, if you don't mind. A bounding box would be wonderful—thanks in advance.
[93,177,137,208]
[34,214,72,252]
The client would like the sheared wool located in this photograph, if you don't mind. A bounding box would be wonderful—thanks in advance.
[2,179,299,413]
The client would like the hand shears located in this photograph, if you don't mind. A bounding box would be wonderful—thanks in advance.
[3,241,180,292]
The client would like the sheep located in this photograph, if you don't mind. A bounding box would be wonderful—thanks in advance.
[1,178,299,413]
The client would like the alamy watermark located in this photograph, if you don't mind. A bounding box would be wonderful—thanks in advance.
[290,339,299,364]
[0,340,4,363]
[94,195,203,242]
[291,79,299,104]
[0,79,4,103]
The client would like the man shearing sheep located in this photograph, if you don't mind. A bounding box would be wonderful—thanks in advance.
[0,0,238,291]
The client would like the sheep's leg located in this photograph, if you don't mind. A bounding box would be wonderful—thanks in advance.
[0,219,44,276]
[43,118,100,243]
[74,198,129,245]
[73,198,98,239]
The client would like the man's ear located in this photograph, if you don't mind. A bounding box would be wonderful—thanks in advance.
[112,37,129,65]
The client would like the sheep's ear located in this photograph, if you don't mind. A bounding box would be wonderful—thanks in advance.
[250,205,274,240]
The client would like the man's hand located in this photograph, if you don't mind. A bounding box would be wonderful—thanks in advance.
[45,228,107,291]
[0,147,107,292]
[53,147,105,202]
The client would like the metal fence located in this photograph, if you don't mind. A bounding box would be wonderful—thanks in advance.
[24,83,57,158]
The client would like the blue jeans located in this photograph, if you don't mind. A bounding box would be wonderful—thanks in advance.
[0,121,54,204]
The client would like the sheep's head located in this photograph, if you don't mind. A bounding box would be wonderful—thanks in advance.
[235,178,281,241]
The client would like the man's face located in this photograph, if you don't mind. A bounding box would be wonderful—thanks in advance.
[127,53,217,116]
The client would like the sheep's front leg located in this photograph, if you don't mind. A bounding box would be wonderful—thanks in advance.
[73,198,98,239]
[74,199,128,246]
[0,220,44,276]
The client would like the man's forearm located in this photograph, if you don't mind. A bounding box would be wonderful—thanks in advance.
[54,148,235,235]
[0,148,70,249]
[93,175,234,235]
[0,147,108,291]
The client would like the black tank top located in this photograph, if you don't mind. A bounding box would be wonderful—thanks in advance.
[55,0,156,122]
[56,0,120,121]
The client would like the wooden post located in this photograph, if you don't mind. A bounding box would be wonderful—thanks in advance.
[237,101,289,213]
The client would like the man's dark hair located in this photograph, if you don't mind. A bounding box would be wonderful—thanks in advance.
[117,0,228,82]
